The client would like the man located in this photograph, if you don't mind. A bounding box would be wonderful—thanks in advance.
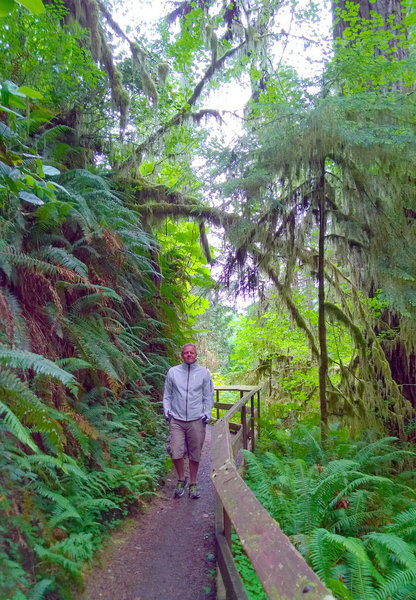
[163,343,214,499]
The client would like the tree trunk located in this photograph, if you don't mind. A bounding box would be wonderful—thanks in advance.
[317,161,329,440]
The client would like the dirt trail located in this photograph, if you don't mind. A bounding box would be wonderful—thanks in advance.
[80,427,217,600]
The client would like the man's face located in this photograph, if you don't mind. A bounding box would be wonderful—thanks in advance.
[181,345,197,364]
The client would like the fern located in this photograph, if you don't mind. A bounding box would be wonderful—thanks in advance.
[376,567,416,600]
[0,369,64,447]
[27,579,54,600]
[0,344,78,393]
[18,453,88,480]
[366,532,416,571]
[326,577,356,600]
[241,450,285,522]
[385,508,416,539]
[34,246,89,278]
[333,489,378,535]
[0,399,39,452]
[310,528,343,582]
[0,244,81,282]
[34,544,81,578]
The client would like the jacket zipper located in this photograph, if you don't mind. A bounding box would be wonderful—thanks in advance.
[185,363,190,421]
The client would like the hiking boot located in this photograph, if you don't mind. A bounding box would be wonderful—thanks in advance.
[174,479,187,498]
[189,483,200,499]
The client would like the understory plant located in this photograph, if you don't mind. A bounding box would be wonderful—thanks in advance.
[0,81,206,599]
[241,424,416,600]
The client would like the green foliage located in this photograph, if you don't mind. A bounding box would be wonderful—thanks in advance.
[242,424,416,600]
[228,284,357,425]
[331,0,415,93]
[2,0,416,597]
[231,531,267,600]
[0,0,44,16]
[194,295,237,373]
[157,219,214,344]
[0,75,198,598]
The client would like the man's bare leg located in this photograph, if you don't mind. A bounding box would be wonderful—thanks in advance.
[189,459,199,485]
[173,458,185,481]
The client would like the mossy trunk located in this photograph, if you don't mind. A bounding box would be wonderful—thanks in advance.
[318,161,328,440]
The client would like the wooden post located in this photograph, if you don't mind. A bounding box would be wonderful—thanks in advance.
[216,389,220,420]
[250,393,255,451]
[257,390,261,438]
[224,509,232,549]
[241,404,248,450]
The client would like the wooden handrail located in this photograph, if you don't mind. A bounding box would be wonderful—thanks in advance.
[211,386,335,600]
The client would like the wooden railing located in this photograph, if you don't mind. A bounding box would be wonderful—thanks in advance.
[211,386,335,600]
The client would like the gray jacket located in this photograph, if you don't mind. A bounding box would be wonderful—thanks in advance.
[163,361,214,422]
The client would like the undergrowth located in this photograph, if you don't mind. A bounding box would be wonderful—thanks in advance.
[240,420,416,600]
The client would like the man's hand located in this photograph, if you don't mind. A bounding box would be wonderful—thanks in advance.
[202,415,211,425]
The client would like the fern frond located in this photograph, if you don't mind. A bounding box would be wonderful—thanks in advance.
[366,532,416,570]
[0,344,78,393]
[351,437,403,470]
[241,449,286,523]
[310,528,343,582]
[331,474,393,507]
[333,489,376,535]
[34,544,81,577]
[326,577,355,600]
[55,357,91,372]
[34,246,88,278]
[48,508,82,529]
[28,578,54,600]
[0,245,82,282]
[28,484,82,519]
[20,453,88,480]
[77,498,118,511]
[376,567,416,600]
[331,533,385,587]
[386,508,416,540]
[0,399,39,452]
[392,580,416,600]
[26,578,54,600]
[0,369,64,447]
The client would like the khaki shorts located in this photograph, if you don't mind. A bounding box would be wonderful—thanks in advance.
[167,417,206,462]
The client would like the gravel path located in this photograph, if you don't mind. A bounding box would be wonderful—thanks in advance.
[80,427,217,600]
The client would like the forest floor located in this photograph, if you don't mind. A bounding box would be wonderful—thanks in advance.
[79,427,217,600]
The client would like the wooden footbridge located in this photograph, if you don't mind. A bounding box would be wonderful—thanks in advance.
[213,386,335,600]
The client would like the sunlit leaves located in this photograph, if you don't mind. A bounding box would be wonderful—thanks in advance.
[0,0,14,16]
[0,0,44,16]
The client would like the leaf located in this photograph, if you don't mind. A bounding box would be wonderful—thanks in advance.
[0,103,24,117]
[36,158,44,177]
[0,122,17,138]
[0,345,78,393]
[0,0,14,17]
[16,0,44,13]
[2,79,26,97]
[0,399,39,453]
[19,191,44,206]
[0,160,12,175]
[43,165,60,176]
[17,85,44,99]
[12,591,27,600]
